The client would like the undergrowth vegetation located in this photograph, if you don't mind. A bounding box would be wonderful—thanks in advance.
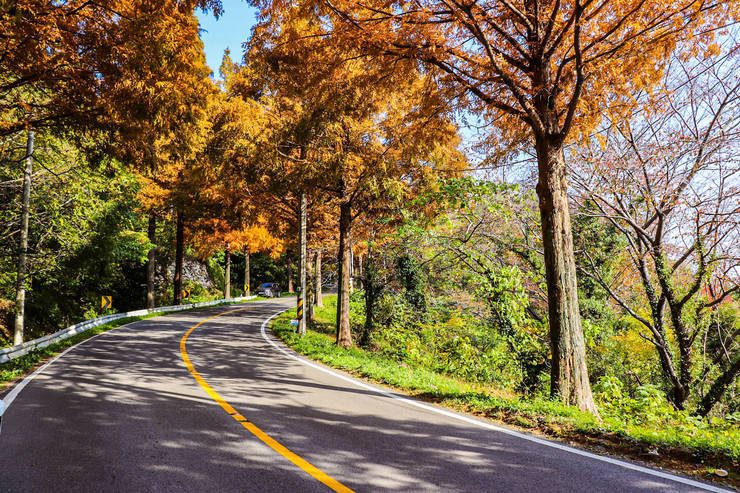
[273,295,740,465]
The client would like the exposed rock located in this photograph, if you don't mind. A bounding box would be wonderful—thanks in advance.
[157,258,214,289]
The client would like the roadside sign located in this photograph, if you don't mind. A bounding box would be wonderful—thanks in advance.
[101,296,112,310]
[183,289,191,299]
[290,320,299,326]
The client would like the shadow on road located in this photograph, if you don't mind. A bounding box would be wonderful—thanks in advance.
[0,302,697,493]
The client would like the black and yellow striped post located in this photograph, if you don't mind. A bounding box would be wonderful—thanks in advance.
[296,294,304,333]
[297,191,307,336]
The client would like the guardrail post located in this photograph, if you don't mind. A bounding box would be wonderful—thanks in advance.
[0,399,5,435]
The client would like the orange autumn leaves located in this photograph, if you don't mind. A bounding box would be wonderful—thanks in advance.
[1,1,220,139]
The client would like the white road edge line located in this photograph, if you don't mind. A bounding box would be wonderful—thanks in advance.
[1,330,110,412]
[259,309,732,493]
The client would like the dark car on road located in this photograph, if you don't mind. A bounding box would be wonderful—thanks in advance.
[257,282,282,298]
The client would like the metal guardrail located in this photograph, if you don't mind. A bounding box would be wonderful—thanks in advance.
[0,296,256,365]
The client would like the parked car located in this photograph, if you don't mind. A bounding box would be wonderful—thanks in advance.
[257,282,282,298]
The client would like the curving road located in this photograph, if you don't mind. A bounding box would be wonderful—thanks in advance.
[0,299,730,492]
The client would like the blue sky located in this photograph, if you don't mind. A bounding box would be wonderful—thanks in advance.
[197,0,258,78]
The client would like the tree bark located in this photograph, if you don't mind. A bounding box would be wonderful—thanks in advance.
[307,251,315,326]
[535,136,599,415]
[634,253,684,404]
[298,192,307,336]
[696,353,740,417]
[357,254,363,290]
[349,244,354,293]
[653,251,692,408]
[13,130,34,346]
[173,209,184,305]
[336,201,352,348]
[224,243,231,299]
[243,246,250,295]
[146,213,156,309]
[286,253,294,293]
[315,249,323,307]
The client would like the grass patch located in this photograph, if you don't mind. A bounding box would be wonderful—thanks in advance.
[1,297,262,391]
[272,295,739,487]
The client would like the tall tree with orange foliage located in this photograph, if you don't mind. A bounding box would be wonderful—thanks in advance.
[109,4,219,307]
[2,0,221,333]
[217,49,341,324]
[246,13,464,347]
[0,0,222,136]
[136,57,215,306]
[286,0,740,413]
[190,218,285,296]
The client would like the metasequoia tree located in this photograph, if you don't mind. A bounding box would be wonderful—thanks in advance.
[247,13,463,346]
[190,218,285,295]
[572,42,740,413]
[137,75,213,306]
[291,0,740,413]
[2,0,221,328]
[0,0,222,137]
[109,3,220,307]
[12,131,34,345]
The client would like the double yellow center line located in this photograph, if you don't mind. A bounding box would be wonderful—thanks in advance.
[179,307,353,493]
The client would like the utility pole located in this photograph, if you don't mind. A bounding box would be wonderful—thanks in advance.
[314,248,323,307]
[224,242,231,299]
[243,245,250,296]
[298,191,307,335]
[14,130,34,346]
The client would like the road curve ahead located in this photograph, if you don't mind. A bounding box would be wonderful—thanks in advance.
[0,299,729,492]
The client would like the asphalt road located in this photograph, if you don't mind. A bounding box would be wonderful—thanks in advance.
[0,299,730,492]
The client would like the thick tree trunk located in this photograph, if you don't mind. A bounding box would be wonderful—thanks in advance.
[173,209,184,305]
[13,130,34,346]
[224,243,231,299]
[146,213,156,308]
[286,253,294,293]
[298,192,307,336]
[535,136,599,416]
[336,201,352,348]
[314,249,323,307]
[696,353,740,417]
[243,247,250,295]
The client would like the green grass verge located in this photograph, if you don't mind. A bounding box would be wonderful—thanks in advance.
[1,297,263,390]
[272,296,740,467]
